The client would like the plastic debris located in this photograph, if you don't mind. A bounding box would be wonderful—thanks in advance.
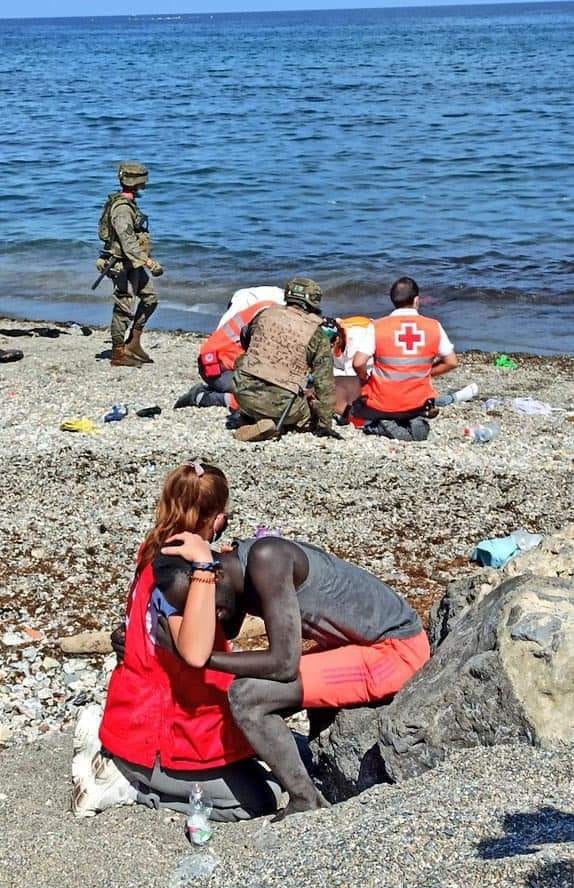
[471,529,543,568]
[464,422,500,443]
[494,354,518,370]
[511,397,553,416]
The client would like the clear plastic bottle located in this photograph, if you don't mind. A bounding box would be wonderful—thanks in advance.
[186,783,213,846]
[509,530,543,552]
[464,422,500,443]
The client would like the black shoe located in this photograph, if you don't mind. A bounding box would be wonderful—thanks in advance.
[173,383,206,409]
[225,410,243,430]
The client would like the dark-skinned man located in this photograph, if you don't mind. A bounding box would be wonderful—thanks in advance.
[152,535,430,818]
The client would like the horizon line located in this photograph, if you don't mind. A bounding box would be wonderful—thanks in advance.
[1,1,570,24]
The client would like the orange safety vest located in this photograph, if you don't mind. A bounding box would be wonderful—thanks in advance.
[362,313,441,414]
[199,301,275,373]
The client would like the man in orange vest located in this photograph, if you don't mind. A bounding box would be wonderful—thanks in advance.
[173,300,275,409]
[352,276,458,441]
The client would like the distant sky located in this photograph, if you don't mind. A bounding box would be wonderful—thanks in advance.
[0,1,556,22]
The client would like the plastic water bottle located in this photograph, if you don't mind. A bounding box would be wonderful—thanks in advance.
[186,783,212,846]
[254,525,282,539]
[510,530,543,552]
[104,404,128,423]
[464,422,500,443]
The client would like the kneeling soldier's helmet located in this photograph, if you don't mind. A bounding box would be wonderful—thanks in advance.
[284,277,323,314]
[118,162,149,188]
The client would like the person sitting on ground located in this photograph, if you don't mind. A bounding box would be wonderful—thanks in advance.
[173,297,277,410]
[154,533,430,818]
[232,277,340,443]
[351,276,457,441]
[216,285,285,331]
[321,315,375,422]
[71,461,281,822]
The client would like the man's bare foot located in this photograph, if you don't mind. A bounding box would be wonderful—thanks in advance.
[271,792,330,822]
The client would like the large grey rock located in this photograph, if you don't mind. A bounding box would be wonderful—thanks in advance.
[312,574,574,798]
[427,567,499,651]
[310,706,385,801]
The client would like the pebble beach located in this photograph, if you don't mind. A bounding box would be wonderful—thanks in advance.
[1,318,573,887]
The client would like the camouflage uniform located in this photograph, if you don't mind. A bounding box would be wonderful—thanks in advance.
[233,278,336,435]
[108,199,158,348]
[234,328,335,430]
[98,162,162,366]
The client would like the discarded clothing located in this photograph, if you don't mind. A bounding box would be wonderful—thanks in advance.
[0,349,23,363]
[60,417,101,434]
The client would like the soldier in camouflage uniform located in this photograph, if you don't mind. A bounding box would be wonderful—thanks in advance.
[233,278,341,443]
[97,162,163,367]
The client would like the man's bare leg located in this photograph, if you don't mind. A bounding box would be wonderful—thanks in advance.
[228,676,330,818]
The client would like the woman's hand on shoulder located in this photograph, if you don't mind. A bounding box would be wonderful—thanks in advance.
[161,532,213,564]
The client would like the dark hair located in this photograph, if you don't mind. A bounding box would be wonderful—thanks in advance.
[390,277,419,308]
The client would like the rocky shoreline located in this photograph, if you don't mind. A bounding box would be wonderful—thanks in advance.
[1,318,573,888]
[1,317,573,746]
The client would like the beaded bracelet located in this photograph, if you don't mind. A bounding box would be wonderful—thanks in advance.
[189,574,216,585]
[188,560,221,573]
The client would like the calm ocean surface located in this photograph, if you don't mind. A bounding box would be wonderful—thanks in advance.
[1,4,573,353]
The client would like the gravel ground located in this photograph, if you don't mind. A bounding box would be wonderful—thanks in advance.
[0,736,572,888]
[1,320,573,887]
[0,319,573,745]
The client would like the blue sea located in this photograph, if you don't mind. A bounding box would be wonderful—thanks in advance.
[1,4,573,354]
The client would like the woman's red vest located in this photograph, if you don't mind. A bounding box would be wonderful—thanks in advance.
[99,562,253,771]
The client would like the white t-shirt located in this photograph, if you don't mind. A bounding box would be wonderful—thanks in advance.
[387,308,454,357]
[333,319,375,377]
[217,286,285,329]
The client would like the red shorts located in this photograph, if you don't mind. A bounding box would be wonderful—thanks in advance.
[299,630,430,708]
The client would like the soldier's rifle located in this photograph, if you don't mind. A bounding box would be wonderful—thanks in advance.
[91,255,120,291]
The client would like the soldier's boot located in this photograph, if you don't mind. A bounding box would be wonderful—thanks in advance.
[124,329,153,364]
[110,345,141,368]
[233,418,277,443]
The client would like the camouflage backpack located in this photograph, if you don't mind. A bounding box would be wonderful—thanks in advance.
[97,193,132,243]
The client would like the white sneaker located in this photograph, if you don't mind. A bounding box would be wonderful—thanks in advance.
[71,751,137,818]
[72,704,102,785]
[453,382,479,403]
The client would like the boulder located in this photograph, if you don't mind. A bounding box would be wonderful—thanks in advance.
[427,567,499,651]
[311,574,574,799]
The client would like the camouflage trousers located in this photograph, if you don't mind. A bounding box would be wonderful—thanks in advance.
[111,266,158,347]
[233,369,312,430]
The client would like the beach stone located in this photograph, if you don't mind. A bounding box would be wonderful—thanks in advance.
[502,523,574,580]
[312,575,574,797]
[427,567,499,651]
[58,630,112,654]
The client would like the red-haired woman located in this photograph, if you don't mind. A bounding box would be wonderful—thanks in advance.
[71,460,280,822]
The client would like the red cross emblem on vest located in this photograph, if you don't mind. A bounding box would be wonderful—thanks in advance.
[395,322,425,355]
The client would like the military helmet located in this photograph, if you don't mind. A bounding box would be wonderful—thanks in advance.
[118,162,149,188]
[284,277,323,314]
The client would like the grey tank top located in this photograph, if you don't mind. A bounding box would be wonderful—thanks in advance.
[236,538,421,648]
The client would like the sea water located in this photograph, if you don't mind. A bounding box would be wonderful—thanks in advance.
[1,4,573,353]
